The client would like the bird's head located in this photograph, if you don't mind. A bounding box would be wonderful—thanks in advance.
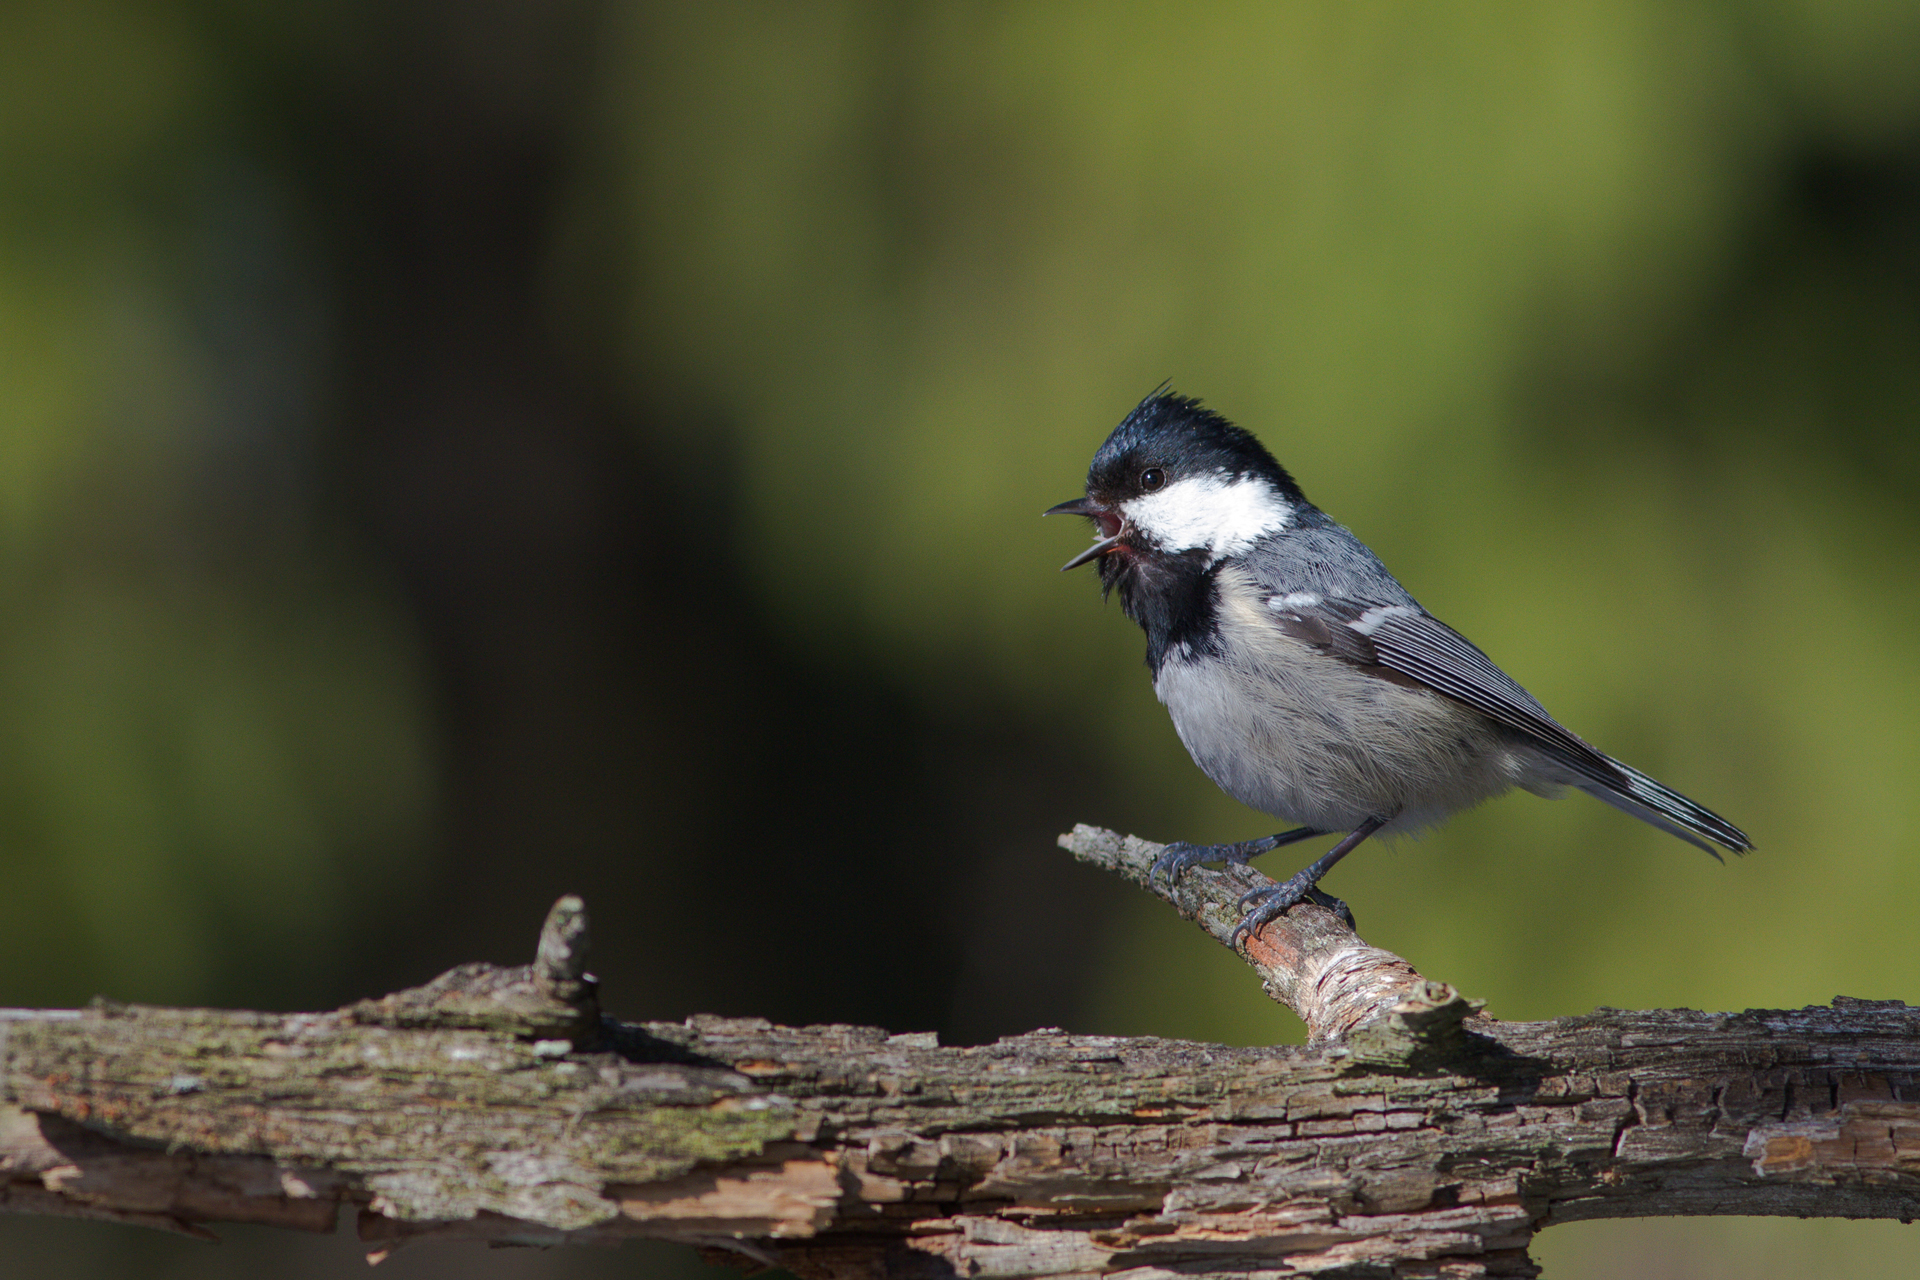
[1046,392,1304,596]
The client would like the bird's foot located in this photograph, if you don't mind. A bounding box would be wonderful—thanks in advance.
[1149,827,1322,883]
[1229,873,1353,946]
[1149,840,1245,881]
[1303,886,1356,931]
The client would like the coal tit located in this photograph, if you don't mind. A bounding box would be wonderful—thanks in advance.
[1048,391,1751,944]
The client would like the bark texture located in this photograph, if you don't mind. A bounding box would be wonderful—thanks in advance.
[4,840,1919,1279]
[1062,825,1446,1044]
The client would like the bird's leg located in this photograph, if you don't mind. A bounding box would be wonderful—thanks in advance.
[1149,826,1323,881]
[1229,815,1387,947]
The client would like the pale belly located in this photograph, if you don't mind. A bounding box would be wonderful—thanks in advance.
[1153,646,1533,835]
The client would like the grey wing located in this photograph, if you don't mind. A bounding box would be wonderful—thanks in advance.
[1328,602,1628,790]
[1265,594,1627,788]
[1262,591,1752,853]
[1231,524,1610,771]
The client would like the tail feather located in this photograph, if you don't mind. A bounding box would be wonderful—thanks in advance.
[1573,757,1752,858]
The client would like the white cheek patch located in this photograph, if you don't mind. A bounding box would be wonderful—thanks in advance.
[1121,472,1292,561]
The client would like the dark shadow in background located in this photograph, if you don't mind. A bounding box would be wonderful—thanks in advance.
[1527,129,1920,512]
[188,0,1140,1043]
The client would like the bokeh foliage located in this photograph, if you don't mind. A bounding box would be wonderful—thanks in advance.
[2,2,1919,1277]
[0,0,434,1011]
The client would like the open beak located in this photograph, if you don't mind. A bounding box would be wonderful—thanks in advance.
[1059,536,1122,571]
[1044,496,1123,571]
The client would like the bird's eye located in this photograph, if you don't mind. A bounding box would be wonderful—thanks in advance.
[1140,468,1166,492]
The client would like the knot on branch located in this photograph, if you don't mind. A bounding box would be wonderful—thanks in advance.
[1333,981,1488,1072]
[342,896,601,1047]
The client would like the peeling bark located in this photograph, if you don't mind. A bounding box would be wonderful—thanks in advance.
[4,844,1920,1279]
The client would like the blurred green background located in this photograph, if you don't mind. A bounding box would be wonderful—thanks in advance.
[2,2,1918,1276]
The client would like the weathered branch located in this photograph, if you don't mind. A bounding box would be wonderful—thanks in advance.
[5,838,1920,1279]
[1061,824,1467,1048]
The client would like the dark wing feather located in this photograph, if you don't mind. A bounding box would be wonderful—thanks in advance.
[1268,597,1628,787]
[1359,607,1630,785]
[1266,594,1751,852]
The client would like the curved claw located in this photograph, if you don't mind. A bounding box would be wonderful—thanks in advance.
[1228,879,1357,946]
[1229,897,1293,947]
[1149,841,1216,882]
[1229,874,1318,947]
[1235,880,1295,914]
[1304,887,1356,930]
[1225,817,1384,947]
